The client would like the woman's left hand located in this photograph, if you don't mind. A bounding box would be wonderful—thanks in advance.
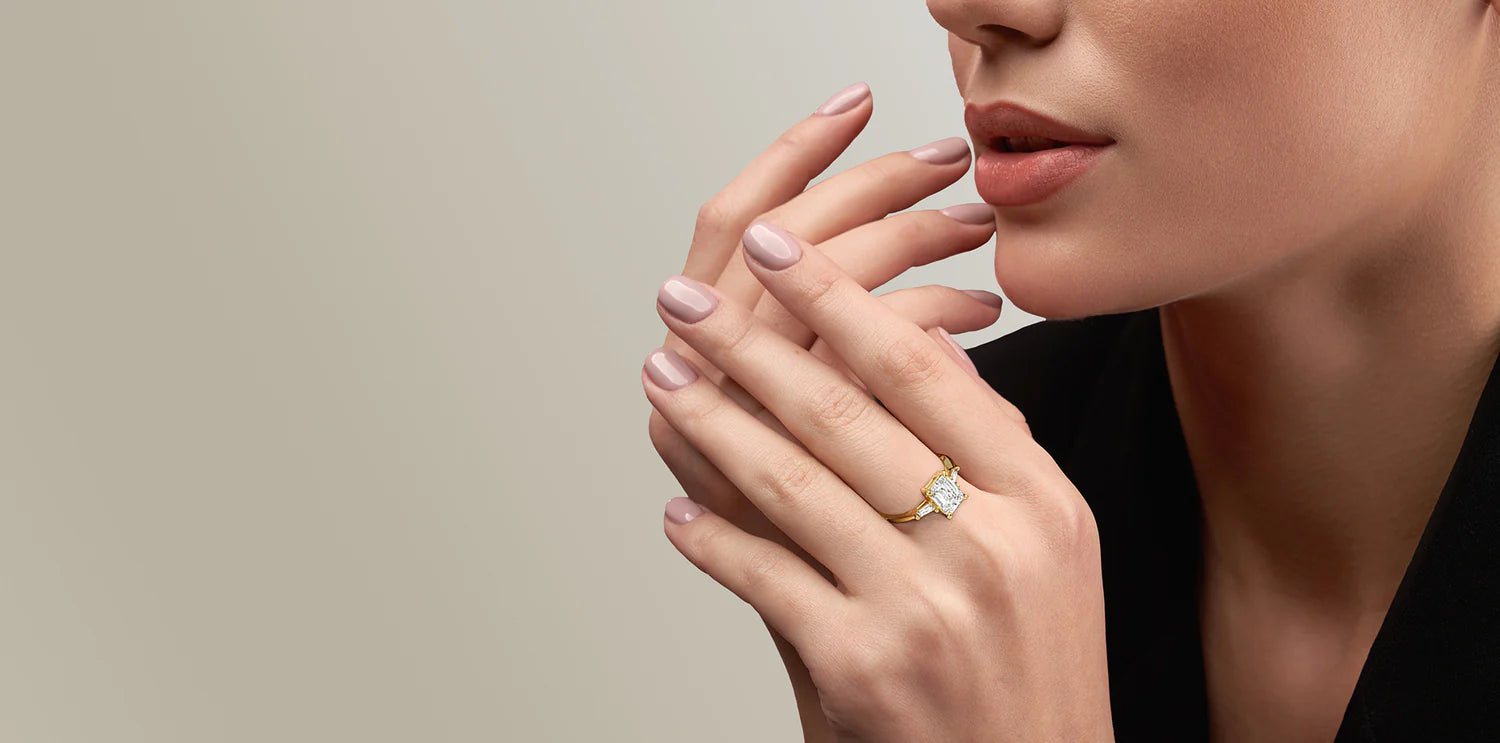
[641,220,1115,743]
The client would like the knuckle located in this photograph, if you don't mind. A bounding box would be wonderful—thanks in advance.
[908,583,973,644]
[1043,493,1101,559]
[682,515,732,565]
[966,532,1028,609]
[875,332,948,391]
[805,381,878,437]
[666,384,723,431]
[799,269,845,317]
[853,156,898,192]
[771,125,811,156]
[832,635,901,700]
[737,540,791,596]
[981,489,1100,588]
[758,453,824,506]
[706,309,758,360]
[891,213,933,253]
[694,194,739,238]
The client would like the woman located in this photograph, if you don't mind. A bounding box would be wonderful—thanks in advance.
[642,1,1500,740]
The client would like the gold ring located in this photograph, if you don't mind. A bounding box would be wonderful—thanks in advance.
[878,454,967,523]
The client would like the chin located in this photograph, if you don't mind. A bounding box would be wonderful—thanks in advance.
[993,244,1168,321]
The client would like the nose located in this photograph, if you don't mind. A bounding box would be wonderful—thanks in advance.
[925,0,1064,49]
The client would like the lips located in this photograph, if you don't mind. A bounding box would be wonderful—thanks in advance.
[999,136,1071,152]
[964,100,1113,147]
[965,100,1114,206]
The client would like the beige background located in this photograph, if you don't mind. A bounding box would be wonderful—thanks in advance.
[0,2,1041,740]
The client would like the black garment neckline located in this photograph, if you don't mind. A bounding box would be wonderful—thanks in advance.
[1057,305,1500,741]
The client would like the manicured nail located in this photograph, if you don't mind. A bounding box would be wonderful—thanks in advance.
[814,82,870,116]
[665,496,706,524]
[742,222,803,270]
[938,327,982,380]
[644,347,698,390]
[658,275,717,322]
[940,203,995,225]
[962,289,1004,308]
[909,137,971,164]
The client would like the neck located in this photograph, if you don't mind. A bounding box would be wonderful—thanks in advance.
[1159,132,1500,619]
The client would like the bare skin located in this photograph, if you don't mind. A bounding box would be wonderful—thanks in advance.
[1171,161,1500,741]
[652,1,1500,739]
[930,0,1500,740]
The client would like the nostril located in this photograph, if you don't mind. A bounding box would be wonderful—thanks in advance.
[978,22,1048,47]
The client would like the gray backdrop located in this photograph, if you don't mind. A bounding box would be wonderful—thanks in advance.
[1,2,1042,740]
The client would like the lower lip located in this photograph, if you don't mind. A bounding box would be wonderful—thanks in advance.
[975,144,1111,206]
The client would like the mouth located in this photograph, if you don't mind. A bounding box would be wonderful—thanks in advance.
[965,99,1114,150]
[965,99,1113,206]
[992,136,1080,153]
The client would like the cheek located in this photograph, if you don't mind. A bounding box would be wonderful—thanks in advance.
[994,1,1466,319]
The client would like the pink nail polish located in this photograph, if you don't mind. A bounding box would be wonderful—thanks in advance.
[939,203,995,225]
[909,137,971,164]
[742,222,803,270]
[658,275,717,322]
[962,289,1004,308]
[665,496,706,524]
[645,347,698,390]
[814,82,870,116]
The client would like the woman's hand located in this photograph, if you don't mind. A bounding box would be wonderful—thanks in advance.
[642,222,1115,741]
[646,82,1016,741]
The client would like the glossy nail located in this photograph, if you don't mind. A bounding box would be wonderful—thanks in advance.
[962,289,1004,308]
[814,82,870,116]
[742,222,802,270]
[909,137,971,164]
[658,275,717,322]
[939,203,995,225]
[665,496,706,524]
[644,347,698,390]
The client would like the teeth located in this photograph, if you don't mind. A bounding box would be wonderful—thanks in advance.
[1003,137,1068,153]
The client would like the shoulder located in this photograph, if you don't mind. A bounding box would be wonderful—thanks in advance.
[966,309,1150,461]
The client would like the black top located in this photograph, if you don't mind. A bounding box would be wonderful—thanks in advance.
[967,305,1500,741]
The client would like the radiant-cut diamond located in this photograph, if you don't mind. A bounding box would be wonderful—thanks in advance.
[927,471,966,516]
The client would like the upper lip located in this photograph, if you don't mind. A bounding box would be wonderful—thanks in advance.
[964,100,1114,148]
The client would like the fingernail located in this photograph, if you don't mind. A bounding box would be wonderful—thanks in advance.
[658,275,718,322]
[909,136,971,164]
[962,289,1004,308]
[814,82,870,116]
[939,203,995,225]
[645,347,698,390]
[665,496,706,524]
[742,222,802,270]
[938,327,982,380]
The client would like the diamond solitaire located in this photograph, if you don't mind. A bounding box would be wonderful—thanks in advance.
[926,467,966,517]
[878,454,968,523]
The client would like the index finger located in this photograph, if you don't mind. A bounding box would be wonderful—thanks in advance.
[664,81,874,367]
[676,81,873,287]
[737,220,1040,492]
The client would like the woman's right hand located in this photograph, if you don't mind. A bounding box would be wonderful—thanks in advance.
[645,82,1012,741]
